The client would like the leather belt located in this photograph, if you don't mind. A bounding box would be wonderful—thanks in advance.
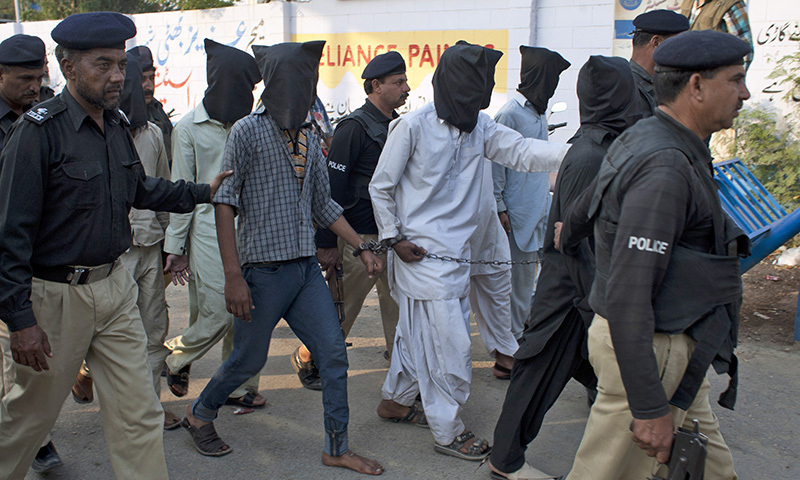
[242,257,309,269]
[32,260,117,285]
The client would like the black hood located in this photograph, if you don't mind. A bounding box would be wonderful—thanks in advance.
[518,46,570,115]
[202,39,260,125]
[252,41,325,131]
[433,43,503,133]
[120,52,148,130]
[577,55,641,135]
[127,45,154,72]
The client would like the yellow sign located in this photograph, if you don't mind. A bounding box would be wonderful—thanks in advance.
[292,30,509,92]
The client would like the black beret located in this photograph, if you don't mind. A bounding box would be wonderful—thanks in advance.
[51,12,136,50]
[361,51,405,79]
[633,9,689,35]
[654,30,752,71]
[127,45,154,72]
[0,34,46,68]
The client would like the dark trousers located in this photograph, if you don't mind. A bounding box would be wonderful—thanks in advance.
[490,310,596,474]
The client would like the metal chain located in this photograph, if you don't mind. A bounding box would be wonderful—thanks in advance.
[367,239,540,266]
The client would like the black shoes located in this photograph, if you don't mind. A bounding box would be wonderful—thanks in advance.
[290,346,322,391]
[31,441,63,473]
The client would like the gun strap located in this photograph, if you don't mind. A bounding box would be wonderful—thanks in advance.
[670,306,731,410]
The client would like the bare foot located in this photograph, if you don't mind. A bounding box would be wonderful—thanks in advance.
[377,399,421,422]
[495,352,514,371]
[322,450,383,475]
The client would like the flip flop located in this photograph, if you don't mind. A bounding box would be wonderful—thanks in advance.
[383,404,429,428]
[181,418,232,457]
[493,362,511,380]
[167,365,190,398]
[434,431,491,461]
[224,392,266,409]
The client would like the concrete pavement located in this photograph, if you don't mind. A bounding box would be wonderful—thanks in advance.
[22,285,800,479]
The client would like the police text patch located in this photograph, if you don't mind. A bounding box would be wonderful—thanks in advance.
[627,236,668,254]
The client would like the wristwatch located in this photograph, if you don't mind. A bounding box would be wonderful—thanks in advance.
[352,242,371,257]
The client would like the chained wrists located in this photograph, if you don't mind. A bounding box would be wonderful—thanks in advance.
[382,234,407,250]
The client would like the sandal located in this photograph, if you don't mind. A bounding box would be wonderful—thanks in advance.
[164,410,181,430]
[167,365,190,398]
[71,372,93,404]
[383,404,429,428]
[493,363,511,380]
[489,460,562,479]
[181,418,232,457]
[224,392,266,409]
[434,430,491,461]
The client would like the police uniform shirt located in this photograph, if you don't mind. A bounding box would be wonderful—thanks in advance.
[315,98,396,248]
[0,95,19,150]
[0,88,210,332]
[630,59,656,118]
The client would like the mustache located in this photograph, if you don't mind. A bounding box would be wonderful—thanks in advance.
[143,89,154,96]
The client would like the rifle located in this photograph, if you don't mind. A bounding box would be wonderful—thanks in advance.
[328,263,345,326]
[649,419,708,480]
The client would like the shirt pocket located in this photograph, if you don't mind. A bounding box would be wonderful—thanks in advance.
[61,161,103,209]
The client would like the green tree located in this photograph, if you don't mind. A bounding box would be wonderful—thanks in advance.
[19,0,233,21]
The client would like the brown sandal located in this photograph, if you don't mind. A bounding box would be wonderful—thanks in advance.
[71,372,93,404]
[181,418,232,457]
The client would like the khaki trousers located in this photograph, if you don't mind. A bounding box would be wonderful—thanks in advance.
[566,315,737,480]
[121,243,170,395]
[338,234,399,353]
[0,264,168,480]
[164,267,257,398]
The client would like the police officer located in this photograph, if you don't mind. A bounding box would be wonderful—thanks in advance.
[0,12,228,480]
[294,51,410,389]
[0,32,65,474]
[559,30,751,480]
[629,9,689,118]
[0,34,46,149]
[128,45,173,164]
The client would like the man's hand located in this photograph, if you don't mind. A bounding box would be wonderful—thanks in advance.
[209,169,234,201]
[632,413,674,464]
[393,240,426,263]
[498,211,511,235]
[359,250,384,278]
[225,273,254,322]
[164,253,191,285]
[553,221,563,252]
[10,325,52,372]
[317,247,340,272]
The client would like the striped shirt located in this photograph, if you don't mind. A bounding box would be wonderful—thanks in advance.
[213,109,343,265]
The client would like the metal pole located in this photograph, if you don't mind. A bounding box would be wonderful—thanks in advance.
[14,0,20,23]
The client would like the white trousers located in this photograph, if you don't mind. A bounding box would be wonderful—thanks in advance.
[469,269,519,358]
[508,233,540,340]
[381,293,472,445]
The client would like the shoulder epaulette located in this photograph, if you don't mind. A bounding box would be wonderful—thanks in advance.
[24,101,66,125]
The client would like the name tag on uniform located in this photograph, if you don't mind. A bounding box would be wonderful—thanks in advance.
[627,236,669,255]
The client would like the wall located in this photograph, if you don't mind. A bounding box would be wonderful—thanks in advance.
[0,0,796,142]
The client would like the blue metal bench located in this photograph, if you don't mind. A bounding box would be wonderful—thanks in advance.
[713,158,800,341]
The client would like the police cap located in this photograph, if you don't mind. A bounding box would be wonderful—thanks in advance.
[127,45,154,72]
[361,51,405,79]
[51,12,136,50]
[654,30,752,71]
[0,34,46,68]
[632,9,689,35]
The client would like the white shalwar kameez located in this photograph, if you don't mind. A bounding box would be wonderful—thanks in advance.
[369,103,569,445]
[469,160,519,360]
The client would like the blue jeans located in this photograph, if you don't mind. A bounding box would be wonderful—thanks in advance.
[192,257,350,456]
